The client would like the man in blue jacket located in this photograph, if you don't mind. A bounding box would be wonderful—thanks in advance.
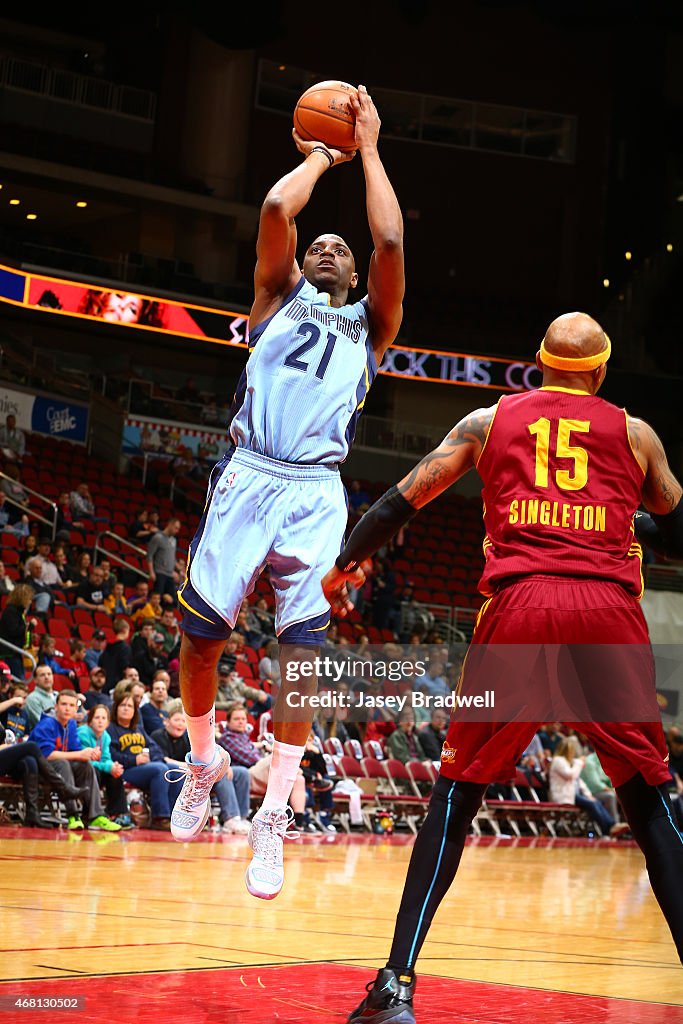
[30,689,120,832]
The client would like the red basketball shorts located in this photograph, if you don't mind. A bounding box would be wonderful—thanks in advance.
[440,575,670,788]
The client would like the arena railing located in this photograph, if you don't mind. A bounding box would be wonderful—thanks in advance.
[0,637,37,684]
[0,472,58,540]
[93,531,149,580]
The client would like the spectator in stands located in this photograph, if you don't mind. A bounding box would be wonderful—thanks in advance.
[0,413,26,463]
[140,671,170,734]
[20,535,38,567]
[84,629,108,671]
[30,688,121,832]
[24,558,54,615]
[258,639,281,690]
[148,591,164,620]
[132,626,168,686]
[83,666,112,712]
[219,702,307,830]
[33,538,62,588]
[24,664,56,729]
[0,493,29,537]
[538,722,565,755]
[386,708,429,764]
[55,491,83,535]
[98,558,117,589]
[549,736,622,836]
[59,639,90,693]
[396,584,434,641]
[69,550,91,585]
[146,517,181,604]
[580,746,620,823]
[214,662,270,713]
[0,562,14,597]
[0,681,30,739]
[76,565,109,612]
[77,703,131,828]
[99,618,132,692]
[37,635,64,675]
[0,716,87,829]
[418,708,449,762]
[53,547,77,589]
[69,483,97,523]
[233,601,262,648]
[251,596,275,640]
[517,732,548,791]
[412,659,450,700]
[157,607,181,656]
[103,581,131,617]
[129,509,160,545]
[348,480,371,515]
[153,700,250,834]
[108,689,178,830]
[300,731,336,831]
[129,582,156,624]
[0,583,35,678]
[0,464,29,523]
[219,632,251,676]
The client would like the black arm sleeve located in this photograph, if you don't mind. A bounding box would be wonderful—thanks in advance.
[336,486,417,572]
[634,499,683,560]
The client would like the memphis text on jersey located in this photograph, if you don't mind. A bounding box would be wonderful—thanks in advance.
[507,498,607,533]
[285,298,365,342]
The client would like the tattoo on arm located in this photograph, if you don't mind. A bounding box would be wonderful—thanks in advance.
[635,418,683,514]
[398,407,494,508]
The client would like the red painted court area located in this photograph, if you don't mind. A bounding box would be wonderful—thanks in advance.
[0,964,678,1024]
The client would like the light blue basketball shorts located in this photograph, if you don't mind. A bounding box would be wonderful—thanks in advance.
[179,446,347,645]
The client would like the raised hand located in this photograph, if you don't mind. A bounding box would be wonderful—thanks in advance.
[350,84,381,153]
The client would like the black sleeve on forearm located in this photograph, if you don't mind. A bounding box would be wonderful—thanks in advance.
[336,486,417,572]
[634,499,683,560]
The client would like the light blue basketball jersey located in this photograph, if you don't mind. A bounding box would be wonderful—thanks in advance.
[229,276,377,465]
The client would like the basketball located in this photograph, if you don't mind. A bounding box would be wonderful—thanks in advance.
[294,80,358,153]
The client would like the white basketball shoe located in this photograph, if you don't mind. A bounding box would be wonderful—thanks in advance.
[245,807,299,900]
[168,746,230,841]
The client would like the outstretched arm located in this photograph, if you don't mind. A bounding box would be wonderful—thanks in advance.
[351,86,404,359]
[322,406,495,613]
[628,417,683,558]
[250,138,355,330]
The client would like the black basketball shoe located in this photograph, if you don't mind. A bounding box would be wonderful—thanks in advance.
[347,968,416,1023]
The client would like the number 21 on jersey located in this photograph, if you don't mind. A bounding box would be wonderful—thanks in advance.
[528,418,590,491]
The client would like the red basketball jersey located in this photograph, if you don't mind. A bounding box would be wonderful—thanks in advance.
[477,386,645,597]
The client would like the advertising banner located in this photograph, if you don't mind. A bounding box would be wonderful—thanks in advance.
[0,384,88,443]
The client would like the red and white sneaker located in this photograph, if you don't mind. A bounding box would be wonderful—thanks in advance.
[167,747,229,842]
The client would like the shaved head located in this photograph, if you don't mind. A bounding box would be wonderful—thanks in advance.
[537,312,610,394]
[542,312,608,361]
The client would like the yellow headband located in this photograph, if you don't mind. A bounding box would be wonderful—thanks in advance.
[539,334,611,371]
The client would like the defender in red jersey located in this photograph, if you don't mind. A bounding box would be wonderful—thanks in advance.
[323,312,683,1022]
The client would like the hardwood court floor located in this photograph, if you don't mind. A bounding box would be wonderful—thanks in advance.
[0,827,680,1023]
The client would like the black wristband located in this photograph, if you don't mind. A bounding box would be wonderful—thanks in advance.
[311,146,334,168]
[335,485,417,572]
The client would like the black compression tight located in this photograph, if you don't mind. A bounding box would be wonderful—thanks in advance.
[616,772,683,963]
[387,776,486,977]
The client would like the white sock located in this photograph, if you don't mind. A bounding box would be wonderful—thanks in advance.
[186,707,217,765]
[260,740,305,812]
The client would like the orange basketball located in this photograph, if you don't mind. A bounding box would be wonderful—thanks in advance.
[294,80,358,153]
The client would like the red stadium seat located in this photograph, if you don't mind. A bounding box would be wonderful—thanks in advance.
[48,619,71,640]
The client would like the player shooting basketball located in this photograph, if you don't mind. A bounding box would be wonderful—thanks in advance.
[171,84,404,900]
[323,313,683,1022]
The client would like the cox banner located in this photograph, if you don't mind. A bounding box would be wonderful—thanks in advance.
[0,263,540,392]
[0,384,89,443]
